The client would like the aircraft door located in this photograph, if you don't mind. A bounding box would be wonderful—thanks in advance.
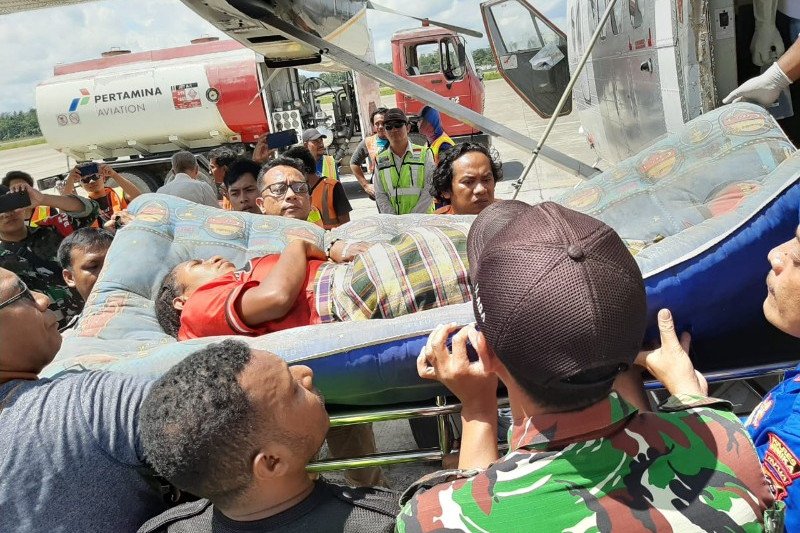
[481,0,571,118]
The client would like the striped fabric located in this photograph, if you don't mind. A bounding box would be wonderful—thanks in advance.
[315,226,471,322]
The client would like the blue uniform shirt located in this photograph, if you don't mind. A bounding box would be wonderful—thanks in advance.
[747,368,800,530]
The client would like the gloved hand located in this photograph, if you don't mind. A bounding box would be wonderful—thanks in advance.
[751,25,785,67]
[723,62,791,106]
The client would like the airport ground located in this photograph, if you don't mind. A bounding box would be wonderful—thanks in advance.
[0,78,600,490]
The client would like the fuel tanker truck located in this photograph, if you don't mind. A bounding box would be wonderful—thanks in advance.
[35,31,486,192]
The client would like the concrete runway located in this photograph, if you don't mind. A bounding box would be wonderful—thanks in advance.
[0,78,597,491]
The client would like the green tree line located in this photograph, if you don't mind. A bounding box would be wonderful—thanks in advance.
[0,109,41,142]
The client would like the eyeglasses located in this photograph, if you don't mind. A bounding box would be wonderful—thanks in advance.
[384,121,407,131]
[80,174,102,184]
[0,280,35,311]
[261,181,310,197]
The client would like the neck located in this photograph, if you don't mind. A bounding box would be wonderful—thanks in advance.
[0,370,39,385]
[88,189,105,199]
[307,174,321,188]
[390,139,407,156]
[218,474,315,522]
[0,224,28,243]
[504,378,551,424]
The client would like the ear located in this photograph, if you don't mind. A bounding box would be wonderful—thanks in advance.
[442,190,452,200]
[255,197,266,213]
[62,269,76,289]
[172,295,187,312]
[252,448,289,481]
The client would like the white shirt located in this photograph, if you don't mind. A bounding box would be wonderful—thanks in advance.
[156,173,219,208]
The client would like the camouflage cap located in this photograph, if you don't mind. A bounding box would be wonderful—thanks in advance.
[467,200,647,394]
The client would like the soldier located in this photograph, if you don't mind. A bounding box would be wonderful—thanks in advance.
[0,182,99,328]
[399,200,782,532]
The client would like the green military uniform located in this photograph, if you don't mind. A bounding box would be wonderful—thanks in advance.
[397,392,784,532]
[0,197,98,328]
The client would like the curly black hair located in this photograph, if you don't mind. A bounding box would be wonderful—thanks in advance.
[256,156,308,192]
[370,106,388,125]
[429,142,502,201]
[223,158,262,188]
[140,340,259,507]
[207,146,238,169]
[154,267,183,338]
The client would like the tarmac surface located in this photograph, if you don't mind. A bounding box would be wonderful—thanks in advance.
[0,78,600,491]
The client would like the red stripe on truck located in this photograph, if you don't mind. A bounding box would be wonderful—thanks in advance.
[205,59,269,142]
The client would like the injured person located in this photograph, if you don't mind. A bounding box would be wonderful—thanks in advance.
[156,224,471,340]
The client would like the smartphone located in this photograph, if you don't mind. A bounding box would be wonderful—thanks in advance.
[78,162,99,177]
[445,333,479,362]
[0,190,31,214]
[266,130,298,150]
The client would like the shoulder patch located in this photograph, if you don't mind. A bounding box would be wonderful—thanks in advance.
[764,432,800,501]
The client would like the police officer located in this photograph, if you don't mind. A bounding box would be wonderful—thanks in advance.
[373,108,436,215]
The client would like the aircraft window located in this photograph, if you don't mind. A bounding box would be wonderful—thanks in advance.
[629,0,643,29]
[408,43,442,75]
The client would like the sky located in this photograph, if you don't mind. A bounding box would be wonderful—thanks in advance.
[0,0,567,113]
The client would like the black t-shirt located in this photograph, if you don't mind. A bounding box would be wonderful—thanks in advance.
[138,480,398,533]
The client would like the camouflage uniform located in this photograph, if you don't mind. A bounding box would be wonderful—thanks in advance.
[397,392,783,532]
[0,196,98,328]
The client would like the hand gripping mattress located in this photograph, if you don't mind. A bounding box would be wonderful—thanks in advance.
[44,103,800,405]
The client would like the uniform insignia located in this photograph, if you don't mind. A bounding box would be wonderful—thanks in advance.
[746,395,774,429]
[764,433,800,500]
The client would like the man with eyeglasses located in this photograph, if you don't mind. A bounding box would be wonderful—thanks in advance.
[62,163,141,226]
[254,156,322,225]
[373,108,436,215]
[0,182,99,329]
[0,268,169,532]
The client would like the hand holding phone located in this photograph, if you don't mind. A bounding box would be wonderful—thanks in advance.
[0,188,32,214]
[77,162,99,177]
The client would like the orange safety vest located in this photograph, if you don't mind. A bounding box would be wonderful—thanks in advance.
[29,206,52,227]
[364,135,380,173]
[92,187,127,228]
[430,133,456,165]
[310,178,343,229]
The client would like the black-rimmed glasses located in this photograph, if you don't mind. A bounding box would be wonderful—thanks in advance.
[0,280,35,310]
[384,121,407,131]
[261,181,310,197]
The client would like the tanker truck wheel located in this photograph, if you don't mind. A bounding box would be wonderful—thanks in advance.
[107,170,159,193]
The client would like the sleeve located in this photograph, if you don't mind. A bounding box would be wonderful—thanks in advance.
[79,371,155,466]
[373,169,394,214]
[659,394,733,412]
[411,150,435,214]
[332,182,352,214]
[64,195,100,229]
[178,279,263,339]
[351,140,368,166]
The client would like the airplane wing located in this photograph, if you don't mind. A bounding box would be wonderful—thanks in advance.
[0,0,90,14]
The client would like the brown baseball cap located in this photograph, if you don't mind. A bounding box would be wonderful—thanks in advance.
[383,108,408,124]
[467,200,646,396]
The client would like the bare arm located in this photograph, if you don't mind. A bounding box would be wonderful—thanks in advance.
[238,240,326,326]
[101,165,141,201]
[62,167,79,196]
[10,182,86,213]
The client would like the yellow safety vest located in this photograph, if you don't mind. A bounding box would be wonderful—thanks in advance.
[320,155,338,181]
[376,144,432,215]
[306,206,324,227]
[430,133,455,165]
[29,206,52,227]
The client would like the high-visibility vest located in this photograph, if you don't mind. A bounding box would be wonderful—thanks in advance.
[29,206,52,227]
[92,187,126,228]
[310,177,343,229]
[306,206,324,227]
[320,154,338,181]
[376,144,431,215]
[430,133,455,165]
[364,135,380,173]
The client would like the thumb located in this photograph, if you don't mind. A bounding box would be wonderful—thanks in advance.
[722,89,740,105]
[657,308,681,349]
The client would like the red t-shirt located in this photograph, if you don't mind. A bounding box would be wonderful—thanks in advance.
[178,255,324,340]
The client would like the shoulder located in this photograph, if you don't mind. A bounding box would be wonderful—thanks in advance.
[137,499,213,533]
[322,480,399,519]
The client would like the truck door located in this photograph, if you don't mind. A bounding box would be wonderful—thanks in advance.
[396,34,479,136]
[480,0,571,118]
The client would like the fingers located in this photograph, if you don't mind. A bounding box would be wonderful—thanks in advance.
[657,308,681,349]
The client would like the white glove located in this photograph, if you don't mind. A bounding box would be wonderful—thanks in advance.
[751,25,786,66]
[723,62,791,106]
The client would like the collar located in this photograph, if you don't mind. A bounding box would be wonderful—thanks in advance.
[391,141,414,159]
[173,173,193,181]
[509,392,639,451]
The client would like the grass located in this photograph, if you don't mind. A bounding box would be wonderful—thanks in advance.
[0,137,46,151]
[482,70,502,81]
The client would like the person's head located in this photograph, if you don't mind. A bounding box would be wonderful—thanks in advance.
[764,224,800,337]
[0,268,61,377]
[155,256,237,337]
[171,151,199,179]
[418,106,443,143]
[140,340,328,509]
[223,158,262,214]
[467,201,646,413]
[283,146,317,179]
[2,170,34,189]
[371,107,388,139]
[431,143,501,215]
[383,108,409,148]
[79,166,107,198]
[301,128,327,160]
[0,184,27,237]
[208,147,238,184]
[57,228,114,302]
[255,157,311,220]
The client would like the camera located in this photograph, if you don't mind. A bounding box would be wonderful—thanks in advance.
[0,188,32,214]
[78,162,99,177]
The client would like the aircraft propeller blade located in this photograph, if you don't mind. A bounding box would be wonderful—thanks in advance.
[365,1,484,39]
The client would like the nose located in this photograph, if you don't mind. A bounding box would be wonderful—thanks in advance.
[769,246,787,273]
[291,364,314,390]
